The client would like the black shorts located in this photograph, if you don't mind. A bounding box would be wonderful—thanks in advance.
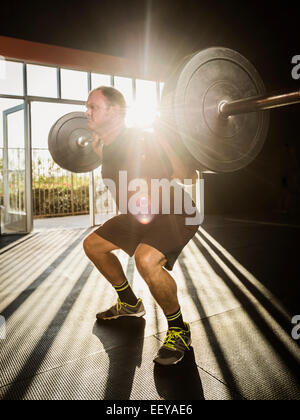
[94,213,200,271]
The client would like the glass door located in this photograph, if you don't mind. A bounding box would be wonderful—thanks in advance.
[1,104,29,234]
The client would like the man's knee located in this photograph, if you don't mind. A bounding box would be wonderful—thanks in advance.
[135,246,166,281]
[83,234,95,257]
[135,253,152,278]
[83,233,113,257]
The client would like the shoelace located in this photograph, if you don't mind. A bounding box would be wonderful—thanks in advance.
[116,298,124,313]
[163,328,190,351]
[115,298,139,313]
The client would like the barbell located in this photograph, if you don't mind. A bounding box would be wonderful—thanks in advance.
[48,47,300,174]
[48,112,101,173]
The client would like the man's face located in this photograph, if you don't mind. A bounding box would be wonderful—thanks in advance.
[85,90,113,133]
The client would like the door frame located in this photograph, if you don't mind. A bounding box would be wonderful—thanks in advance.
[2,102,33,234]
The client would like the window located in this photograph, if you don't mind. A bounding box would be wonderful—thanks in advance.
[27,64,58,98]
[61,69,88,101]
[7,111,25,151]
[0,60,23,96]
[114,76,134,107]
[130,79,158,128]
[91,73,112,90]
[0,99,24,147]
[31,102,86,149]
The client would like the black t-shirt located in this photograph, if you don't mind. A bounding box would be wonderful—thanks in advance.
[102,128,172,182]
[101,127,196,218]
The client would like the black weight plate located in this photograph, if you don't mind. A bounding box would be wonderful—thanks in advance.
[48,112,101,173]
[174,47,270,172]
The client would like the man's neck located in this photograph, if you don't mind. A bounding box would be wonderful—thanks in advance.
[99,121,126,146]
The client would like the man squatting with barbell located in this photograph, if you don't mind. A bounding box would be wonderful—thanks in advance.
[83,86,201,366]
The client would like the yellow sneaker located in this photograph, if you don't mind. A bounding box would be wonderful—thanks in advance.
[96,298,146,321]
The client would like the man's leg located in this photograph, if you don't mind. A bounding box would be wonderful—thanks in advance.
[135,243,188,327]
[83,232,127,287]
[83,233,145,318]
[135,243,191,365]
[135,244,180,316]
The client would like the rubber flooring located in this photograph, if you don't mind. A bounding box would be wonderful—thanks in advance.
[0,216,299,400]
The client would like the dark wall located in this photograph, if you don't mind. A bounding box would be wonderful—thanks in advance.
[204,105,300,216]
[1,0,299,217]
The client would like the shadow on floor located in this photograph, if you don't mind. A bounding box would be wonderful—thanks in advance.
[178,253,244,399]
[93,317,146,400]
[1,261,94,400]
[0,234,31,252]
[191,229,300,393]
[200,219,300,315]
[153,347,204,400]
[1,229,91,321]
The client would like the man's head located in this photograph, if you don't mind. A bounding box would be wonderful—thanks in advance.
[86,86,127,134]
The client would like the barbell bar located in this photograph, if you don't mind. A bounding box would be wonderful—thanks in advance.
[219,89,300,118]
[48,47,300,174]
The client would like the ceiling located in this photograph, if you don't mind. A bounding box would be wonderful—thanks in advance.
[1,0,299,89]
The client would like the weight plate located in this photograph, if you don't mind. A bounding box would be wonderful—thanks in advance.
[48,112,101,173]
[174,47,270,172]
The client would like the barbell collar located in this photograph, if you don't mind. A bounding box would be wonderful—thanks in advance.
[77,136,93,147]
[220,90,300,118]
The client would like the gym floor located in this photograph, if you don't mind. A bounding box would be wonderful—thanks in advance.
[0,215,299,400]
